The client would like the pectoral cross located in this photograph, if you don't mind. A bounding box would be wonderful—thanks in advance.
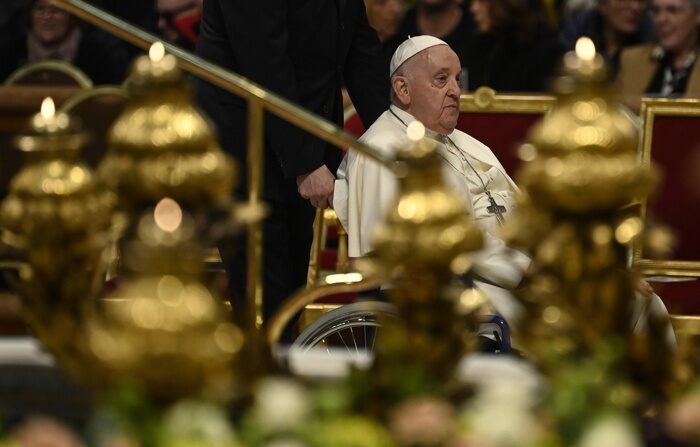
[486,192,506,225]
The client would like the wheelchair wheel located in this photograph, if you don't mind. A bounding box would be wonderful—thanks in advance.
[290,301,400,354]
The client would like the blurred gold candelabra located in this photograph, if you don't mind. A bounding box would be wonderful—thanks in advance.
[0,43,250,400]
[370,122,485,386]
[508,37,681,398]
[99,43,235,214]
[0,96,116,378]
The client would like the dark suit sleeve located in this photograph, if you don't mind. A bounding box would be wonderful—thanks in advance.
[343,2,391,129]
[218,0,325,178]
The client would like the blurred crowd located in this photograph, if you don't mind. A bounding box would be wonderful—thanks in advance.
[0,0,699,103]
[0,0,202,85]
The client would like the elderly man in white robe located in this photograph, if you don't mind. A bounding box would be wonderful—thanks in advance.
[333,35,529,323]
[333,35,676,347]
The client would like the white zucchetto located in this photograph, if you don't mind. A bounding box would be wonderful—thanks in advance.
[389,35,448,75]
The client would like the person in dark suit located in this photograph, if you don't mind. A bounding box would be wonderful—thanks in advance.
[195,0,389,326]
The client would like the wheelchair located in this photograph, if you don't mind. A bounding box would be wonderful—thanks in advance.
[285,299,512,356]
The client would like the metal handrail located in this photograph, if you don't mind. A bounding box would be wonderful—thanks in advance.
[48,0,400,331]
[49,0,400,172]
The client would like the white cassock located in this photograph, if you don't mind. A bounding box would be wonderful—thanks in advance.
[333,105,530,323]
[333,105,677,348]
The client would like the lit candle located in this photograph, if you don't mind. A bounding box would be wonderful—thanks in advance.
[32,97,69,133]
[40,96,55,122]
[575,37,596,62]
[562,36,605,79]
[154,197,183,232]
[149,41,166,64]
[131,41,177,82]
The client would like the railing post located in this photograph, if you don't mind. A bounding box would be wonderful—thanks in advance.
[247,100,264,331]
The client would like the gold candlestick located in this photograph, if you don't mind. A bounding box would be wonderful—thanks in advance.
[0,97,116,379]
[98,42,237,213]
[89,198,244,402]
[370,122,485,389]
[508,37,682,399]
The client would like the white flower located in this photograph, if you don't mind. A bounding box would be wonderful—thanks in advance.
[577,415,642,447]
[161,400,237,446]
[459,383,540,447]
[252,377,311,433]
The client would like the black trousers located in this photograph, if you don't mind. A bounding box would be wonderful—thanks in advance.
[220,180,315,328]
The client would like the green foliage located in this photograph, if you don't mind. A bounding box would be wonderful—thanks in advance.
[545,338,639,445]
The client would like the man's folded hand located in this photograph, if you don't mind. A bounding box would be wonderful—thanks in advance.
[296,164,335,209]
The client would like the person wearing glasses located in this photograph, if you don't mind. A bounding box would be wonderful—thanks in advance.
[618,0,700,110]
[0,0,129,85]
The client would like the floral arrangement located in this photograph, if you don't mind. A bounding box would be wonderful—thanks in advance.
[3,347,700,447]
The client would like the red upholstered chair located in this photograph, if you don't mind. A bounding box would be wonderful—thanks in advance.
[301,108,365,326]
[306,106,361,288]
[343,104,366,138]
[308,104,369,280]
[634,98,700,314]
[456,87,556,177]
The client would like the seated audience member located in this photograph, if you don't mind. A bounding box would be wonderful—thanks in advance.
[560,0,655,77]
[334,35,531,322]
[156,0,203,50]
[618,0,700,110]
[0,0,129,85]
[334,36,677,347]
[467,0,565,92]
[384,0,475,86]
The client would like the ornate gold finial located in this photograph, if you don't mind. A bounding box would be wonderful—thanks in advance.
[508,38,681,400]
[373,131,482,289]
[98,42,236,212]
[518,38,654,214]
[89,198,244,402]
[0,96,116,378]
[370,123,484,383]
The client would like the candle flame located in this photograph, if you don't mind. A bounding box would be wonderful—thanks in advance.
[575,37,596,62]
[154,197,182,232]
[149,41,166,63]
[40,97,55,120]
[406,120,425,141]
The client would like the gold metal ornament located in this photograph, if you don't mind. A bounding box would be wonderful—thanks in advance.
[518,38,653,214]
[89,199,244,402]
[370,123,484,382]
[0,97,116,377]
[98,43,236,213]
[507,38,681,399]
